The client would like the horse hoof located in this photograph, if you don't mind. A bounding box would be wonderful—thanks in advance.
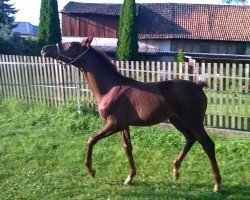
[89,169,96,178]
[123,180,131,186]
[172,172,180,182]
[123,177,132,185]
[213,185,220,192]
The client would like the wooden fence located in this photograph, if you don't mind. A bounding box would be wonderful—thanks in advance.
[0,54,249,131]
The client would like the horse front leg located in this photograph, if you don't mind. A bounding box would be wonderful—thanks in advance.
[84,120,118,178]
[120,128,136,185]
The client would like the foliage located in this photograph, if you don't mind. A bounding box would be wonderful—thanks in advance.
[0,33,38,55]
[116,0,138,61]
[0,98,249,199]
[0,0,17,54]
[0,0,17,38]
[0,0,38,55]
[37,0,61,50]
[176,49,185,64]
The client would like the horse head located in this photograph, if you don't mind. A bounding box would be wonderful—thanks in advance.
[41,36,93,65]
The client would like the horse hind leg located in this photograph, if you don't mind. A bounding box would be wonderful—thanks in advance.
[185,121,221,192]
[197,129,221,192]
[169,117,196,181]
[120,128,136,185]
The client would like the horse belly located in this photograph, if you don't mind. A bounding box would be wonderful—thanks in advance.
[128,96,172,126]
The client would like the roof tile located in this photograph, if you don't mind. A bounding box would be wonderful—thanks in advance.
[62,2,250,42]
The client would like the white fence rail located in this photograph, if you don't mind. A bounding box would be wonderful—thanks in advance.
[0,55,249,131]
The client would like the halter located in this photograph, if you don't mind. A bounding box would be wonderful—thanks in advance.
[55,43,89,68]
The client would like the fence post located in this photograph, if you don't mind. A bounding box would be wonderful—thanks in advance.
[0,55,5,97]
[243,64,249,130]
[225,63,230,128]
[184,62,189,80]
[167,62,171,80]
[75,67,82,114]
[218,63,224,128]
[237,64,243,130]
[206,63,212,127]
[151,61,156,82]
[231,64,236,129]
[212,63,218,127]
[161,61,166,81]
[146,61,150,82]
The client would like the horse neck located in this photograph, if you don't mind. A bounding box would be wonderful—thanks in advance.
[79,49,123,103]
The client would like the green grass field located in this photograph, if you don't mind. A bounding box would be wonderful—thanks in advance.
[0,99,249,200]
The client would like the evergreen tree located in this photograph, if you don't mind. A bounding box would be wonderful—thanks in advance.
[0,0,17,38]
[176,49,185,64]
[0,0,37,55]
[0,0,18,54]
[116,0,138,61]
[37,0,61,50]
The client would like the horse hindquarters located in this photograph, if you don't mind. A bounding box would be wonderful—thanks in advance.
[171,81,221,192]
[173,110,221,192]
[177,110,221,192]
[182,123,221,192]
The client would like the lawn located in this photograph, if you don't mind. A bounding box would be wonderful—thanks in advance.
[0,99,249,200]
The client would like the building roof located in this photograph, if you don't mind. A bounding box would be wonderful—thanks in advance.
[61,2,121,16]
[138,3,250,42]
[13,22,38,36]
[61,2,250,42]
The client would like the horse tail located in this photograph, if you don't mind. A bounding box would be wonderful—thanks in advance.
[196,81,208,89]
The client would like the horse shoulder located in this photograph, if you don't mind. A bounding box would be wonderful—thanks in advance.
[98,86,129,120]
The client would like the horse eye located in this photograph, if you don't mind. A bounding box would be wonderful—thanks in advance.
[68,43,73,48]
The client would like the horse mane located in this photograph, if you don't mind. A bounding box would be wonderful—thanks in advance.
[90,47,128,80]
[90,47,118,70]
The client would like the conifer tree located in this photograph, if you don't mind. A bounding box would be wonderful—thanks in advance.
[0,0,17,38]
[116,0,138,61]
[37,0,61,50]
[176,49,185,64]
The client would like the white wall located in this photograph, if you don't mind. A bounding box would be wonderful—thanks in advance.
[62,37,118,46]
[62,37,164,53]
[139,39,171,52]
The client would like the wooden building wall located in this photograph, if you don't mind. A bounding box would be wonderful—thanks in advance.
[170,39,247,55]
[61,14,119,38]
[61,13,249,57]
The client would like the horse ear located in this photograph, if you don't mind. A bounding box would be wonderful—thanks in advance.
[82,36,93,47]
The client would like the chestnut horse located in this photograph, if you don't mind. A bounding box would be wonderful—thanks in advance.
[41,37,221,192]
